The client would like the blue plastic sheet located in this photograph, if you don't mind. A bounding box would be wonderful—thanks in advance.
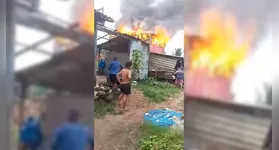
[144,109,183,127]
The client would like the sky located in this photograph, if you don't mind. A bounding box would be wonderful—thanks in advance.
[95,0,184,55]
[15,0,183,71]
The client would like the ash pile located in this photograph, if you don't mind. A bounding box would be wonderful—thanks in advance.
[94,82,120,102]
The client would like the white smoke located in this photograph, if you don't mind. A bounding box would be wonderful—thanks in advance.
[231,25,273,105]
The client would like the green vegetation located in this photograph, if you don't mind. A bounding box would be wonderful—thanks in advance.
[94,95,118,118]
[136,78,180,103]
[95,78,180,117]
[173,48,183,57]
[138,122,184,150]
[132,49,144,80]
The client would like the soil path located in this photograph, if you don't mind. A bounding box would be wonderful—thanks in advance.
[94,90,184,150]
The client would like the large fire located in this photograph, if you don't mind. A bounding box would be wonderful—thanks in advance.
[186,9,255,79]
[79,2,94,34]
[117,25,171,47]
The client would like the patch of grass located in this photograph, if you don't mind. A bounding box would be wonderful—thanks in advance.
[135,78,180,103]
[138,122,184,150]
[94,95,118,118]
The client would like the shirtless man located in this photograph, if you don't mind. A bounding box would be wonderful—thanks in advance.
[116,61,132,113]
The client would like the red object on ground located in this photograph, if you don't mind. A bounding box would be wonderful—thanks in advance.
[185,69,232,102]
[149,44,165,54]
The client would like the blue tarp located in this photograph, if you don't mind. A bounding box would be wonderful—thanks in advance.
[144,109,183,127]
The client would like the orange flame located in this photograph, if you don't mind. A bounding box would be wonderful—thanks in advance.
[117,24,170,47]
[186,9,255,78]
[79,2,94,34]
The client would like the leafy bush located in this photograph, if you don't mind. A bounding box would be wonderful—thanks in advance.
[136,78,180,103]
[132,49,144,80]
[138,122,184,150]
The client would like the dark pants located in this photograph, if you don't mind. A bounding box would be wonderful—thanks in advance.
[98,68,105,75]
[109,74,118,85]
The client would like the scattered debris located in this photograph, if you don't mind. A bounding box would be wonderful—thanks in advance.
[171,116,184,133]
[94,81,122,102]
[94,82,114,102]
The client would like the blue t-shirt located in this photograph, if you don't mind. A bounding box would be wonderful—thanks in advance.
[108,60,121,75]
[51,123,93,150]
[20,117,43,148]
[98,60,106,69]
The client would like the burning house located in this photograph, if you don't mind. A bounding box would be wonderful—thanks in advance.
[183,8,271,150]
[117,24,170,54]
[97,22,174,79]
[184,9,254,102]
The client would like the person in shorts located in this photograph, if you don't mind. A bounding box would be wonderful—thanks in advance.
[108,57,121,89]
[174,67,184,89]
[116,61,132,113]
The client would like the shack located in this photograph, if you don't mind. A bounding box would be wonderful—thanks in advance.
[98,35,150,79]
[148,53,184,80]
[13,8,114,149]
[184,35,271,150]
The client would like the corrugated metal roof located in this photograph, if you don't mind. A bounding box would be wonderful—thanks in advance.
[185,98,271,150]
[149,53,182,72]
[97,36,130,53]
[16,45,95,94]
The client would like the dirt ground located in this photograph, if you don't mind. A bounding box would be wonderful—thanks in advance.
[94,88,184,150]
[94,76,237,150]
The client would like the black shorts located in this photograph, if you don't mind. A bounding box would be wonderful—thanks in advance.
[120,84,131,95]
[109,74,118,84]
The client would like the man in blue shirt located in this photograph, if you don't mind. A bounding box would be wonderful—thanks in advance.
[51,110,94,150]
[20,116,43,150]
[98,58,106,74]
[108,57,122,89]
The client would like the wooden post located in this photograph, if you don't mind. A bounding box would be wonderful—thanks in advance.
[93,18,97,87]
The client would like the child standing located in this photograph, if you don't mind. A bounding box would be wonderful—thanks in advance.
[174,67,184,89]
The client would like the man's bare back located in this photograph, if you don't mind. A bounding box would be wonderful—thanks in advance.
[116,61,133,113]
[119,68,131,84]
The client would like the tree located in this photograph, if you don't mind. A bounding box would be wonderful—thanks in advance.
[173,48,182,57]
